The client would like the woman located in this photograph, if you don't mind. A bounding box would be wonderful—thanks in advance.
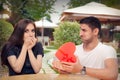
[1,19,44,76]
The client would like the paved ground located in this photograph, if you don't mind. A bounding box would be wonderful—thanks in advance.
[39,48,57,74]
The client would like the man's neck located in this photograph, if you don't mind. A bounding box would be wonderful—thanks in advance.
[83,39,99,52]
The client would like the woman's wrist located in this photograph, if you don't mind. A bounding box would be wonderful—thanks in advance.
[22,44,28,50]
[28,49,32,52]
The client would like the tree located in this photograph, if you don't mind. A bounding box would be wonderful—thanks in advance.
[0,0,10,16]
[0,19,13,50]
[101,0,120,9]
[67,0,120,9]
[114,33,120,53]
[1,0,56,25]
[0,2,4,11]
[53,21,81,48]
[67,0,99,8]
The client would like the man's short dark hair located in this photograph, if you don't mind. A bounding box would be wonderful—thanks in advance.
[79,16,101,35]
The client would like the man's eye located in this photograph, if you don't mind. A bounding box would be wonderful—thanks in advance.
[81,29,85,32]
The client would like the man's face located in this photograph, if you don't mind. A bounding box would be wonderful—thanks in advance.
[80,24,96,43]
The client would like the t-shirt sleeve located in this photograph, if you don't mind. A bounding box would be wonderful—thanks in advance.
[36,42,44,57]
[103,46,117,59]
[6,46,17,57]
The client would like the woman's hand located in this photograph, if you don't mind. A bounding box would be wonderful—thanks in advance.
[24,37,37,50]
[28,37,37,50]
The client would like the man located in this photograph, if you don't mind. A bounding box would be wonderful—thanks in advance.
[52,16,118,80]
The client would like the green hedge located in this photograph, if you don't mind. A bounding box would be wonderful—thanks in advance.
[53,21,82,48]
[114,33,120,42]
[0,19,13,50]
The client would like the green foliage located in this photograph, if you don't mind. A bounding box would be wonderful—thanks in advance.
[2,0,56,25]
[114,33,120,41]
[117,48,120,53]
[0,3,4,11]
[0,19,13,50]
[23,0,56,20]
[67,0,120,9]
[67,0,100,8]
[114,33,120,51]
[44,50,50,54]
[101,0,120,9]
[53,21,81,48]
[118,68,120,73]
[46,46,57,50]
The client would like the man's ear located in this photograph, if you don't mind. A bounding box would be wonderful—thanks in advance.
[93,28,99,35]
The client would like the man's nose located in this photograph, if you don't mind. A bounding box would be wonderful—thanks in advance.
[80,31,83,36]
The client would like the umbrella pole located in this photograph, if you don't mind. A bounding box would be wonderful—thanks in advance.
[41,18,44,46]
[41,27,44,46]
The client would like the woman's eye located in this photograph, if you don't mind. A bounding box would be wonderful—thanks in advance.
[32,29,35,32]
[24,30,28,33]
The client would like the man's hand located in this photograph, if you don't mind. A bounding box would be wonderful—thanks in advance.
[52,57,82,74]
[52,60,70,74]
[61,57,82,73]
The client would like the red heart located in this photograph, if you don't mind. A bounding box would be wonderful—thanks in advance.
[55,42,76,63]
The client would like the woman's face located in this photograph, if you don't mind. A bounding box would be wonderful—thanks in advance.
[23,23,35,41]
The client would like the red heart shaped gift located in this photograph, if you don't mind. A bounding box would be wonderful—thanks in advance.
[55,42,76,63]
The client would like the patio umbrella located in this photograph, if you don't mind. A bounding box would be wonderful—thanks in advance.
[35,19,58,28]
[34,19,58,45]
[60,2,120,25]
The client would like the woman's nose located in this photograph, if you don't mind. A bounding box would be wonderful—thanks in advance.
[29,32,33,37]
